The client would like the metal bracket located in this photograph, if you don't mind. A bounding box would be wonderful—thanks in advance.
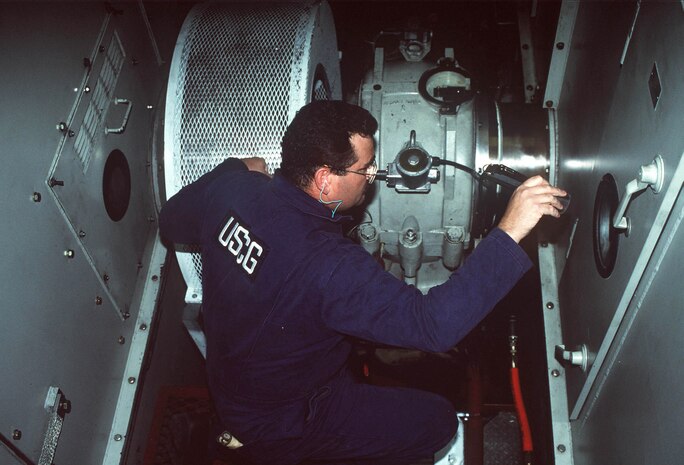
[612,155,664,231]
[105,98,132,134]
[38,387,70,465]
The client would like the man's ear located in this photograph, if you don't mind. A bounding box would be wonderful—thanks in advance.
[313,166,332,194]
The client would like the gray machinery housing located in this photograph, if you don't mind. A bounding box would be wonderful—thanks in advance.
[2,1,684,465]
[357,39,548,290]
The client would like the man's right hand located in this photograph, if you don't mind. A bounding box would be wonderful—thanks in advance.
[497,175,567,243]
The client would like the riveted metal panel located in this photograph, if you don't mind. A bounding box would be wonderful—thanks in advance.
[0,3,177,464]
[542,1,684,463]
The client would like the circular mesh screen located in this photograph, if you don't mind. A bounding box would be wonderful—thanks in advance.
[164,2,339,302]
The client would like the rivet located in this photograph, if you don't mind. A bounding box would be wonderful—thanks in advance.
[99,45,106,53]
[118,336,125,345]
[12,429,22,440]
[556,42,565,50]
[551,369,560,377]
[151,275,158,282]
[546,302,555,309]
[540,242,548,247]
[78,230,86,238]
[557,444,566,453]
[545,100,554,108]
[128,377,136,384]
[114,434,122,441]
[84,85,91,93]
[103,274,110,282]
[32,192,42,202]
[59,399,71,414]
[68,130,75,137]
[139,323,148,331]
[122,312,130,319]
[95,296,103,305]
[526,85,533,91]
[373,84,382,91]
[146,105,154,110]
[64,249,75,259]
[522,43,529,50]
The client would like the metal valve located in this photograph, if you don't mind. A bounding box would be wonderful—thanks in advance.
[554,344,590,372]
[612,155,664,231]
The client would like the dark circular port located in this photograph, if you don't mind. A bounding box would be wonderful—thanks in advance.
[103,149,131,222]
[593,174,619,278]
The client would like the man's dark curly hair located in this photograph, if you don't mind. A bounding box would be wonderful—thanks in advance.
[280,100,378,189]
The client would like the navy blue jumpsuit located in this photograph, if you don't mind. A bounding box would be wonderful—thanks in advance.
[159,159,532,464]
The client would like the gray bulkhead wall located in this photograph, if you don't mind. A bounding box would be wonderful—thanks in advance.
[0,2,197,464]
[544,1,684,463]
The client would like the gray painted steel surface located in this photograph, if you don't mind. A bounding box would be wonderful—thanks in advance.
[0,3,181,464]
[542,0,684,463]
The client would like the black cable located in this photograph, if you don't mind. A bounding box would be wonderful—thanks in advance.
[431,157,481,181]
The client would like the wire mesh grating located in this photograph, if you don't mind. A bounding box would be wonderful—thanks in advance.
[165,2,337,302]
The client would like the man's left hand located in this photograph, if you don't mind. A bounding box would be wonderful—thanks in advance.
[242,157,270,176]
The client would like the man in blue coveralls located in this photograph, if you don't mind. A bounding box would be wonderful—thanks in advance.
[159,100,566,465]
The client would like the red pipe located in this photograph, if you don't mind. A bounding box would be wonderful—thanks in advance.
[510,366,533,454]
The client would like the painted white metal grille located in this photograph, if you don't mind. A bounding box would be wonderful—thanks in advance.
[74,32,125,173]
[165,2,339,302]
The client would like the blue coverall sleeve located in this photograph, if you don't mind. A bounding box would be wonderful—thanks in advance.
[319,228,532,353]
[159,158,247,245]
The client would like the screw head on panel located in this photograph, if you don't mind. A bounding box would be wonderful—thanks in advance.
[12,429,21,440]
[32,192,42,202]
[59,399,72,414]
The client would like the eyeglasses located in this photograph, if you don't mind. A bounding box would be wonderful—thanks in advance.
[341,159,378,184]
